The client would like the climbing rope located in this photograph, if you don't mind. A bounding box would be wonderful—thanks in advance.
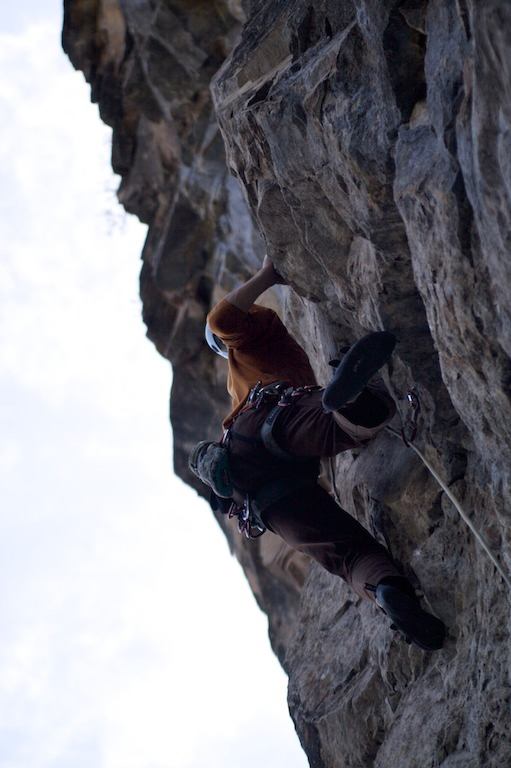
[386,391,511,592]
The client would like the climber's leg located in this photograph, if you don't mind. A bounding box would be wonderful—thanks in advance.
[261,483,403,602]
[274,386,395,456]
[262,484,446,651]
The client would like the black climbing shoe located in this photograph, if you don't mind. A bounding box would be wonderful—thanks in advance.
[322,331,396,412]
[375,581,445,651]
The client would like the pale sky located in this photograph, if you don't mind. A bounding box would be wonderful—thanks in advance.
[0,4,308,767]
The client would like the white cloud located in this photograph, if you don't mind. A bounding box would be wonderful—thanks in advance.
[0,9,307,768]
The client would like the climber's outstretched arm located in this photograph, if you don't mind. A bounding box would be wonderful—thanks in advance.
[222,255,287,313]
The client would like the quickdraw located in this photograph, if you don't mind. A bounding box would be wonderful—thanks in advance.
[400,387,420,446]
[227,495,266,539]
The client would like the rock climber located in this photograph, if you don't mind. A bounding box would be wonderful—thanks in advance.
[189,256,445,651]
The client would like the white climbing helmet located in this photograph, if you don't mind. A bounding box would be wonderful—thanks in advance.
[205,324,228,358]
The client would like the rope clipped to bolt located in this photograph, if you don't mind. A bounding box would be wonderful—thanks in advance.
[386,389,511,592]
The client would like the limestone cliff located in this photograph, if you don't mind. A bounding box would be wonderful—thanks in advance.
[63,2,511,766]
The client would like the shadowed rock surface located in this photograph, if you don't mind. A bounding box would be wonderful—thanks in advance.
[63,1,511,765]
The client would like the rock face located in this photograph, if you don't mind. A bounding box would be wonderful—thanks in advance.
[63,2,511,766]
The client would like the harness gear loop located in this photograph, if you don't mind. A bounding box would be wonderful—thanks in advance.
[387,390,511,592]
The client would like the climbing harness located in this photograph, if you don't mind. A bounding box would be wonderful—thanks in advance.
[217,381,321,539]
[387,390,511,591]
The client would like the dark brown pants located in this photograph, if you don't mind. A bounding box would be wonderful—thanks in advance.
[262,484,403,602]
[274,386,396,455]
